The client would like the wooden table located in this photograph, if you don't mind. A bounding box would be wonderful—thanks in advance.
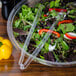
[0,8,76,76]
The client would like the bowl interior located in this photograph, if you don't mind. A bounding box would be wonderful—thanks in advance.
[7,0,76,67]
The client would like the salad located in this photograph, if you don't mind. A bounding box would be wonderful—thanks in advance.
[13,0,76,62]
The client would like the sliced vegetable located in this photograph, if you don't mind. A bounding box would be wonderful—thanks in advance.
[58,20,74,26]
[65,32,76,39]
[49,8,67,12]
[44,14,48,17]
[39,29,60,38]
[64,35,71,40]
[49,43,56,51]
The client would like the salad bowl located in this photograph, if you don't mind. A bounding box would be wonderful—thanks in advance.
[7,0,76,67]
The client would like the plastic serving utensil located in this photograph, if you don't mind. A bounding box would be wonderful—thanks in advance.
[19,5,44,67]
[19,10,69,70]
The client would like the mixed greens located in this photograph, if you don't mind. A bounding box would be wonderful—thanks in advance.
[13,0,76,62]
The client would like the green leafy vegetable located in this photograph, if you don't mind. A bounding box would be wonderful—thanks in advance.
[13,1,76,62]
[55,0,60,7]
[74,50,76,53]
[53,51,60,62]
[50,0,60,8]
[55,37,63,43]
[61,41,69,51]
[24,25,31,31]
[50,10,58,17]
[21,5,35,21]
[35,40,49,53]
[35,33,40,39]
[13,32,19,37]
[50,1,55,8]
[57,23,75,33]
[68,15,76,18]
[18,42,24,48]
[14,19,21,28]
[35,40,41,45]
[69,10,76,14]
[40,55,45,59]
[47,38,51,44]
[44,43,49,52]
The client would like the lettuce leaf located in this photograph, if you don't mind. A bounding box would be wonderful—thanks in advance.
[57,23,75,33]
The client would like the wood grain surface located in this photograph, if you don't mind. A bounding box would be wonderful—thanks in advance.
[0,8,76,76]
[0,9,7,36]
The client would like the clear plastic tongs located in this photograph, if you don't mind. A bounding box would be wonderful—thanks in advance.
[18,5,69,70]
